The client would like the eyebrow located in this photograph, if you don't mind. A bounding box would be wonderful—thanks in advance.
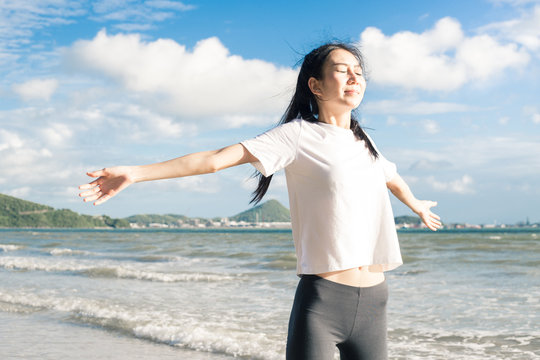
[332,62,362,69]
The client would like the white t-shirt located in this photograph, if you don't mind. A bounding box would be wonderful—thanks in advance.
[240,118,403,275]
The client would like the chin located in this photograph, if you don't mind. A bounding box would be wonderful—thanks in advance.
[347,100,362,109]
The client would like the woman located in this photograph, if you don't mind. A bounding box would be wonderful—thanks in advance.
[79,42,441,359]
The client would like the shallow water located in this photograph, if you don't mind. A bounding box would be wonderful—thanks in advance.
[0,229,538,359]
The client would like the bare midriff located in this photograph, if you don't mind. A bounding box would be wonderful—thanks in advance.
[317,266,385,287]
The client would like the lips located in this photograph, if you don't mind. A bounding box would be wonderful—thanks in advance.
[344,87,360,94]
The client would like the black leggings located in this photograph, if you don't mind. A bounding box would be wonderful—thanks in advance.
[286,275,388,360]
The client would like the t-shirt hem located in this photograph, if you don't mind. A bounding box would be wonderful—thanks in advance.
[297,261,403,276]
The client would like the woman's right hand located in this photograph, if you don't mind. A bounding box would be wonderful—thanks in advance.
[79,166,135,205]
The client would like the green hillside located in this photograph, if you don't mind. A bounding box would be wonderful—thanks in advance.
[0,193,129,228]
[230,199,290,223]
[125,213,189,227]
[394,215,422,225]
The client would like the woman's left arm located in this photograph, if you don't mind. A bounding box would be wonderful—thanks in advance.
[386,174,442,231]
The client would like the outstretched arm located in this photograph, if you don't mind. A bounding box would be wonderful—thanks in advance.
[386,174,442,231]
[79,143,257,205]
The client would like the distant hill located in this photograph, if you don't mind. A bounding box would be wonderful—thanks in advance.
[0,193,428,229]
[125,214,189,227]
[0,193,129,228]
[394,215,422,225]
[230,199,290,223]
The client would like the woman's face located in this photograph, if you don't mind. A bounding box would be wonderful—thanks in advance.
[309,49,366,112]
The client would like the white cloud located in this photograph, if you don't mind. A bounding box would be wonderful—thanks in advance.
[479,5,540,52]
[488,0,540,7]
[41,123,73,146]
[92,0,194,16]
[363,99,477,115]
[455,34,529,78]
[499,116,510,125]
[241,176,258,191]
[394,136,540,180]
[175,175,220,193]
[6,187,31,198]
[0,0,195,67]
[90,0,194,30]
[140,175,221,194]
[113,23,154,32]
[90,102,196,141]
[66,31,297,125]
[146,0,195,11]
[522,105,540,124]
[359,16,530,90]
[422,119,440,134]
[409,159,453,171]
[12,78,59,101]
[0,1,84,40]
[386,116,398,126]
[0,145,55,183]
[0,129,24,151]
[428,175,475,194]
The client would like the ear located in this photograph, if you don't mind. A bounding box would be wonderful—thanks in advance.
[308,77,322,97]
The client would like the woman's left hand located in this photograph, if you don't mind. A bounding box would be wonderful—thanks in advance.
[414,200,442,231]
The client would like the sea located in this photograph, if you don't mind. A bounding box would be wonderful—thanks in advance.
[0,228,538,360]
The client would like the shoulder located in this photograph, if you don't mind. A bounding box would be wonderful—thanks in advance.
[267,118,304,136]
[279,118,303,130]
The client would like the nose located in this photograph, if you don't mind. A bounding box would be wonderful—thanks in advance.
[347,69,359,84]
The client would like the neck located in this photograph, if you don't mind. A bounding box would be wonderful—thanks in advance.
[317,109,352,129]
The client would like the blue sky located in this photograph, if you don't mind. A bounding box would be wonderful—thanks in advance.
[1,0,539,224]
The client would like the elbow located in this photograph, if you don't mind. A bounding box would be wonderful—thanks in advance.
[207,154,221,173]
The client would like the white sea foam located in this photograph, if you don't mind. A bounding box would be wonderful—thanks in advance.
[388,327,540,360]
[49,248,91,256]
[0,244,23,252]
[0,256,240,283]
[1,230,538,360]
[0,290,282,359]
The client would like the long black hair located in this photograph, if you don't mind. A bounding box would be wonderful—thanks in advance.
[249,42,379,205]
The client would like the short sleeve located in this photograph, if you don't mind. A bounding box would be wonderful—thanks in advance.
[364,132,398,182]
[240,119,302,177]
[379,154,398,182]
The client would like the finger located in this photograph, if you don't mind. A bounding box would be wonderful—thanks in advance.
[79,178,102,190]
[79,187,100,197]
[430,216,441,224]
[87,169,106,178]
[94,194,110,206]
[83,193,101,202]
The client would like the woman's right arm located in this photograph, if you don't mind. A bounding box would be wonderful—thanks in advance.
[79,143,257,205]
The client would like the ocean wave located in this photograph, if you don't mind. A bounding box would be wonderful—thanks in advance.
[388,327,540,359]
[134,255,179,263]
[49,248,92,256]
[0,290,282,359]
[0,244,23,252]
[0,256,240,283]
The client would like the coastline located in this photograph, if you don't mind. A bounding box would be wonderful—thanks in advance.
[1,227,539,233]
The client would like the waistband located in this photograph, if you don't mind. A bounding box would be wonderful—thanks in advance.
[300,274,387,293]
